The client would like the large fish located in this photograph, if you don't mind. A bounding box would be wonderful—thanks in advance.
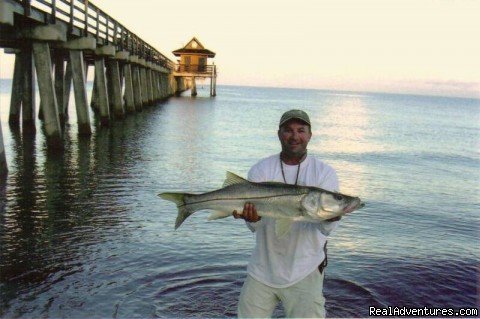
[159,172,364,237]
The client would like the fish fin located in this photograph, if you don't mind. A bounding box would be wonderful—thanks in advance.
[207,210,232,221]
[275,219,293,237]
[158,192,194,230]
[222,172,249,187]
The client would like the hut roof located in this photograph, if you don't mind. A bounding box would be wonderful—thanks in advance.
[172,37,216,58]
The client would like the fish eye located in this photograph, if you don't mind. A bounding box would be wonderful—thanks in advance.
[333,194,343,201]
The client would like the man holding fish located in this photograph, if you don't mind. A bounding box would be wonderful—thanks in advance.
[159,109,363,318]
[233,109,345,318]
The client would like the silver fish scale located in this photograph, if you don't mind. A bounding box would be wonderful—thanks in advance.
[182,182,312,219]
[184,182,310,204]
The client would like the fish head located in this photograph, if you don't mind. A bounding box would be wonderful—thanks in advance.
[302,190,364,220]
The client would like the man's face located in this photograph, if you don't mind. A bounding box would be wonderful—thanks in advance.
[278,119,312,157]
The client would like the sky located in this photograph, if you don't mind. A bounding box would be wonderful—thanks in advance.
[1,0,479,98]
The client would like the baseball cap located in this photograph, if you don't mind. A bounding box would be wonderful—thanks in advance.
[279,109,311,127]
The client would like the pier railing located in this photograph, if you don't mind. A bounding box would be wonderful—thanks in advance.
[175,64,216,75]
[12,0,175,69]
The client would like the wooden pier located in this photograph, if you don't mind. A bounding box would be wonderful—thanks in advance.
[0,0,210,177]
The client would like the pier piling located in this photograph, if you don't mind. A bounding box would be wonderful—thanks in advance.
[32,42,63,150]
[191,77,197,97]
[94,57,111,126]
[9,51,23,127]
[22,48,36,129]
[123,63,136,113]
[70,50,92,135]
[54,53,65,124]
[140,66,149,106]
[131,63,143,112]
[0,121,7,176]
[107,59,125,119]
[63,60,73,119]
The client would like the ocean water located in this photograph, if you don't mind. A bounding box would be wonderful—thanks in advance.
[0,81,479,318]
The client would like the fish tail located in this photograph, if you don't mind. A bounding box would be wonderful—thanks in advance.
[158,192,195,230]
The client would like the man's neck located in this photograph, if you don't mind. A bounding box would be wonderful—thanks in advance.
[280,151,307,165]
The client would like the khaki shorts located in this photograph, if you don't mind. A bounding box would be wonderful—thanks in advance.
[237,269,326,318]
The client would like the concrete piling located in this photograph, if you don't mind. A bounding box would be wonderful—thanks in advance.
[63,60,72,119]
[9,52,23,127]
[191,77,197,97]
[140,66,149,106]
[123,63,136,113]
[94,57,111,126]
[32,41,63,149]
[131,63,143,112]
[54,53,65,124]
[151,71,158,101]
[147,67,154,104]
[157,73,163,99]
[163,74,169,98]
[157,72,163,100]
[69,50,92,135]
[91,72,98,112]
[158,73,165,99]
[107,59,125,119]
[21,49,36,129]
[0,120,7,176]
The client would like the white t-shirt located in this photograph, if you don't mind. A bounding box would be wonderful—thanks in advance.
[246,153,340,288]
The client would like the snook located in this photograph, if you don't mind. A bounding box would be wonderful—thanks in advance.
[159,172,364,237]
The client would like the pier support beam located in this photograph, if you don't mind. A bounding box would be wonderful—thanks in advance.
[140,65,149,106]
[213,77,217,96]
[107,59,125,119]
[69,50,92,135]
[32,42,62,149]
[191,77,197,97]
[152,70,159,101]
[91,72,98,112]
[210,76,217,97]
[146,67,153,104]
[54,53,65,124]
[94,45,115,126]
[158,73,165,99]
[94,58,110,126]
[123,63,135,113]
[131,63,143,112]
[169,74,176,96]
[8,51,23,127]
[60,36,96,132]
[165,74,171,97]
[115,51,134,113]
[63,60,72,119]
[0,120,6,177]
[22,49,36,129]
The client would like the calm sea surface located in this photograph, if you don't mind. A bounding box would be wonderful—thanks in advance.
[0,81,479,318]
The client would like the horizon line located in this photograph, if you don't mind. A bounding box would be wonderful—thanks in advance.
[0,78,479,101]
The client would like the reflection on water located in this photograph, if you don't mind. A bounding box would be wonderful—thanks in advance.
[0,86,479,317]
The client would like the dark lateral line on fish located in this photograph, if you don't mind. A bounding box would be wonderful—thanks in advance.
[179,193,301,208]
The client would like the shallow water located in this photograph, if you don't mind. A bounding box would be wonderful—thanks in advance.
[0,83,479,317]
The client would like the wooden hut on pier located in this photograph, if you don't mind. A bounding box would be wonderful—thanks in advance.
[172,37,217,96]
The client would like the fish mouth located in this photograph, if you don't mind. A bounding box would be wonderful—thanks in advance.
[344,199,364,214]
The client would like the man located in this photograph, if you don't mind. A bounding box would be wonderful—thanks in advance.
[233,109,341,318]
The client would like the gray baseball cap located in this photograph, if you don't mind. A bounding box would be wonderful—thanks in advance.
[279,109,311,127]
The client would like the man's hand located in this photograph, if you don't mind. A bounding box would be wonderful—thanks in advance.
[233,202,261,223]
